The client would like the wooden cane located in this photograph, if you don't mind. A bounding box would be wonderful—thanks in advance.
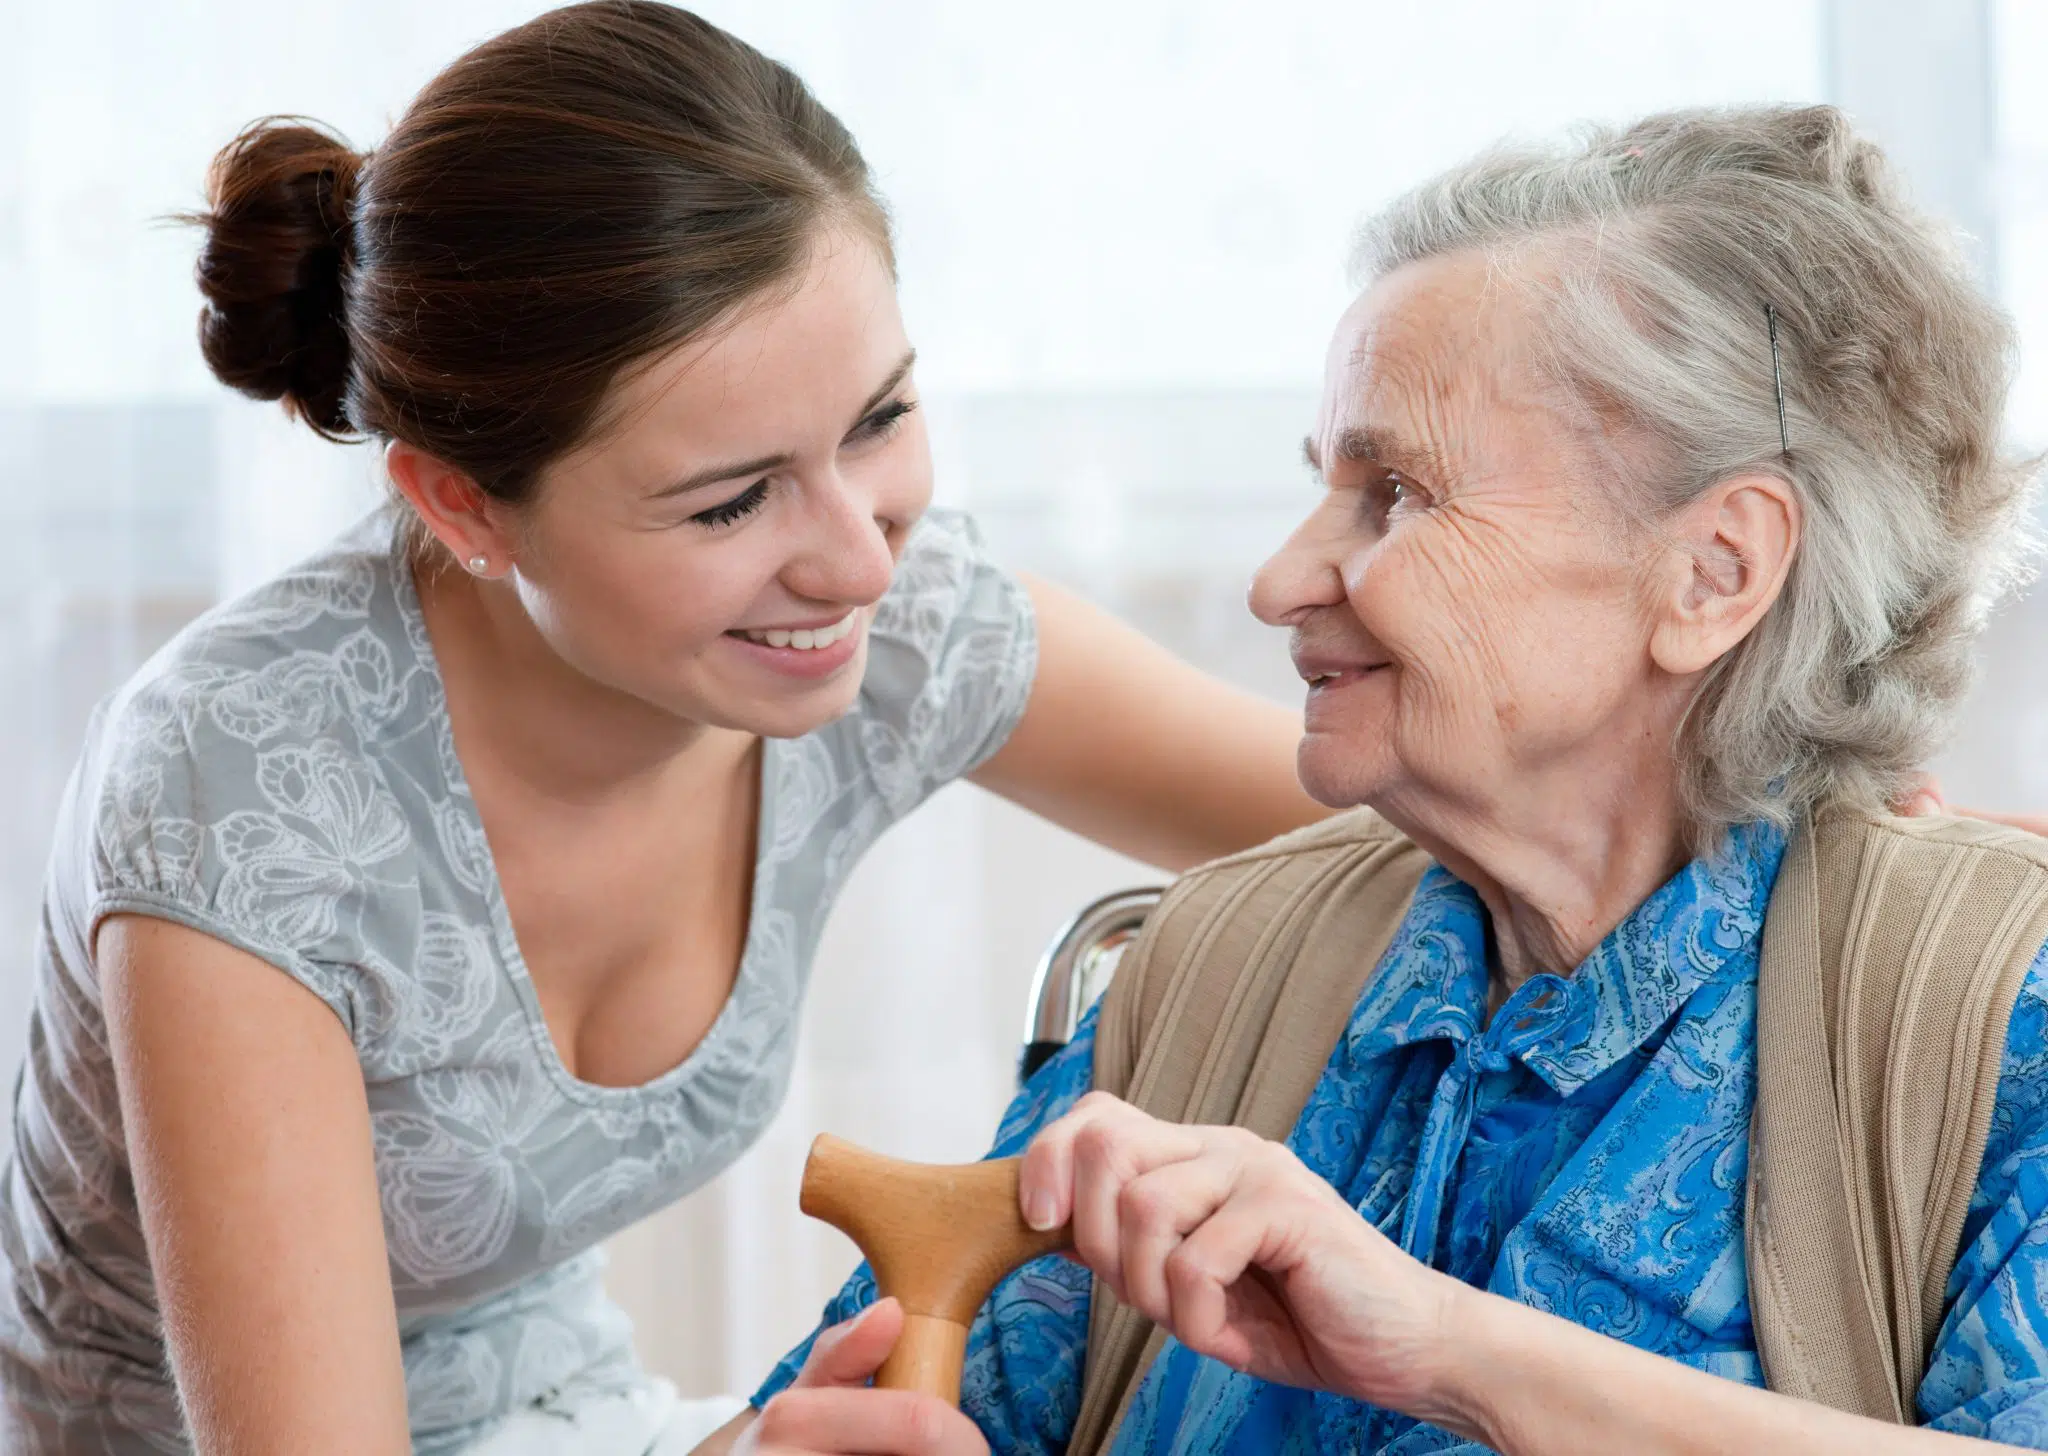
[799,1134,1073,1405]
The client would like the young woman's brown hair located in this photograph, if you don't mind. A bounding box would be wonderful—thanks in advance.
[0,6,1326,1450]
[195,0,890,498]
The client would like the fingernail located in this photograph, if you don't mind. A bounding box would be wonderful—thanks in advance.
[1023,1188,1057,1231]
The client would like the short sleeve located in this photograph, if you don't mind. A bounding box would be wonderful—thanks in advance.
[82,647,401,1040]
[752,1004,1100,1454]
[1918,938,2048,1444]
[852,509,1038,817]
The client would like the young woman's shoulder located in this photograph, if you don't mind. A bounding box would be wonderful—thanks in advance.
[849,507,1039,814]
[68,510,428,1031]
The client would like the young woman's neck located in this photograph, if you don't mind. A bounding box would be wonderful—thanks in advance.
[416,561,751,806]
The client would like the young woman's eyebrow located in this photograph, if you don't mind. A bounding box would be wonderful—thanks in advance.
[649,451,792,501]
[853,349,917,424]
[647,349,919,502]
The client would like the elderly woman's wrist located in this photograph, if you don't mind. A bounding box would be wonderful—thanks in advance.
[1400,1278,1523,1450]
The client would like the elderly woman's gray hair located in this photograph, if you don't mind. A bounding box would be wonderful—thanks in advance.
[1355,104,2037,845]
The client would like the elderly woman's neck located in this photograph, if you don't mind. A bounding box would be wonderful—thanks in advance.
[1390,781,1695,998]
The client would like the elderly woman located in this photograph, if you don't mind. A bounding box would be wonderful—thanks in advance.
[712,105,2048,1455]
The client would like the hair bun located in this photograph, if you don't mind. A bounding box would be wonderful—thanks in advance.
[193,118,363,438]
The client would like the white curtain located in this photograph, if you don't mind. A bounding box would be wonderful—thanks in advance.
[15,0,2042,1408]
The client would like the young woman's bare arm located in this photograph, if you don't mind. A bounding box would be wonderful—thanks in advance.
[99,915,409,1455]
[971,576,1328,872]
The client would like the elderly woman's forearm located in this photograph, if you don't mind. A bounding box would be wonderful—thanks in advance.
[1440,1288,2032,1456]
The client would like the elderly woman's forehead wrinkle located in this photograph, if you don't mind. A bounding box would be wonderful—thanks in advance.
[1330,351,1473,489]
[1329,260,1546,486]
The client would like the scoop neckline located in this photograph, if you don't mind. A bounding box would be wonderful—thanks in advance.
[386,519,782,1107]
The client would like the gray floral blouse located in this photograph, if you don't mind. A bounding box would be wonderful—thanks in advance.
[0,506,1038,1453]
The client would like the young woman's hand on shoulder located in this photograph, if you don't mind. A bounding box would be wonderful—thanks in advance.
[98,915,409,1455]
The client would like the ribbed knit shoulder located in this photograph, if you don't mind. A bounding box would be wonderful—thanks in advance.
[1092,806,1429,1110]
[1749,803,2048,1421]
[1827,805,2048,874]
[1177,806,1410,878]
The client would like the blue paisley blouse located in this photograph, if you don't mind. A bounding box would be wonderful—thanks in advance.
[759,822,2048,1451]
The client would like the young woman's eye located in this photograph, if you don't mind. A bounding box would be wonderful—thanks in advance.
[689,480,769,528]
[852,398,917,443]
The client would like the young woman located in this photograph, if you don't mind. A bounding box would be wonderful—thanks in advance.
[0,5,1324,1452]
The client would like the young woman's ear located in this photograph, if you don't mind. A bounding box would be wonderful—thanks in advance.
[1647,473,1801,677]
[385,442,519,578]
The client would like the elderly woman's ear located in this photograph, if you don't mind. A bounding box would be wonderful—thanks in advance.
[1645,472,1802,678]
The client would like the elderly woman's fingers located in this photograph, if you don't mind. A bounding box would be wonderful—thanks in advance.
[1113,1144,1246,1321]
[1017,1090,1202,1237]
[1067,1110,1157,1296]
[1159,1202,1288,1373]
[1016,1089,1110,1231]
[749,1382,988,1455]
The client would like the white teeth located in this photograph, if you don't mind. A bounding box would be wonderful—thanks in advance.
[742,613,857,651]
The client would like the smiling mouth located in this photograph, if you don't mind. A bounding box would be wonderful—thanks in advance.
[732,612,859,652]
[1305,664,1388,687]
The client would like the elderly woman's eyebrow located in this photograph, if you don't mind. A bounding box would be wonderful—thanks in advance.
[1301,427,1443,479]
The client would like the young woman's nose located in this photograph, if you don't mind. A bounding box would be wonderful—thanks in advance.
[1249,522,1349,628]
[785,472,900,606]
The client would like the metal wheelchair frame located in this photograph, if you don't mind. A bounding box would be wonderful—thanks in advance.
[1017,886,1163,1085]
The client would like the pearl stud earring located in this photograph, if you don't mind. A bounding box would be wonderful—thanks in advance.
[466,555,489,575]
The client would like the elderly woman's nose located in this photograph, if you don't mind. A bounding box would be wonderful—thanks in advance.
[1250,532,1347,627]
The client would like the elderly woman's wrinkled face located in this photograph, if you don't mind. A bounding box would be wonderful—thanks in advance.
[1251,253,1677,823]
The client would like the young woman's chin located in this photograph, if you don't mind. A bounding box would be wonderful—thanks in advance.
[726,682,865,740]
[656,632,873,740]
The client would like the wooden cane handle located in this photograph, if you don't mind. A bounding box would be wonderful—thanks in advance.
[800,1134,1072,1404]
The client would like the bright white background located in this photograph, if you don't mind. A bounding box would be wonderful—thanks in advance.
[0,0,2039,1403]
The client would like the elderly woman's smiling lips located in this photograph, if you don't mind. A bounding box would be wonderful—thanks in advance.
[1291,630,1392,729]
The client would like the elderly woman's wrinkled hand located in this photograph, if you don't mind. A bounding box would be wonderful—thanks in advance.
[1018,1092,1472,1421]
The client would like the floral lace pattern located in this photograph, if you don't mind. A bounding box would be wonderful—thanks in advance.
[761,822,2048,1453]
[0,507,1037,1453]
